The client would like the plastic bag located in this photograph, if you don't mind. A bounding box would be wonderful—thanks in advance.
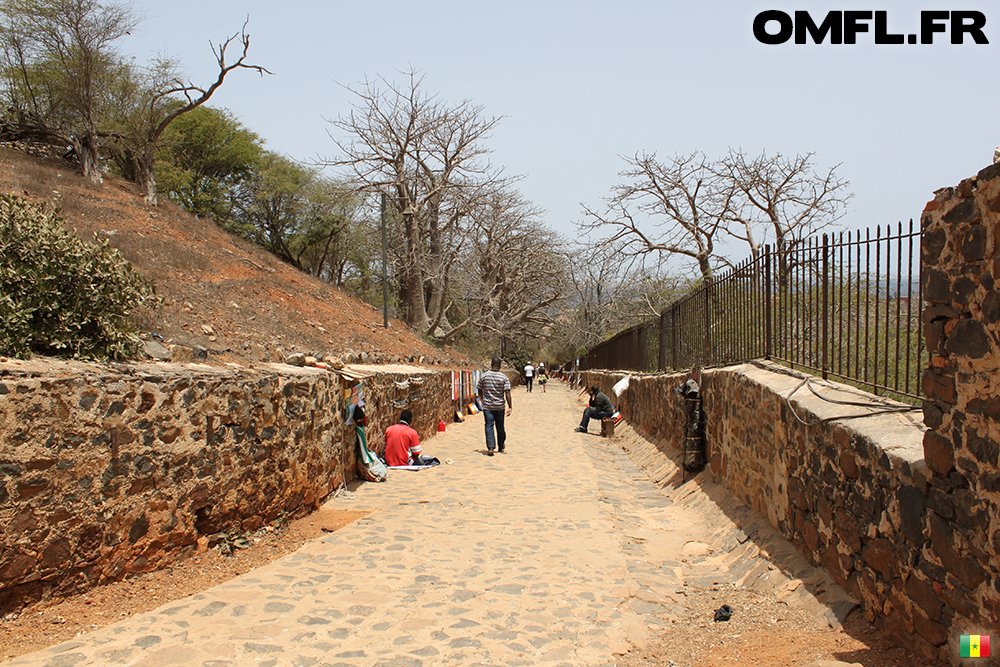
[612,375,630,397]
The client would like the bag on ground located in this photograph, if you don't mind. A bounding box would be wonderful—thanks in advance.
[356,424,387,482]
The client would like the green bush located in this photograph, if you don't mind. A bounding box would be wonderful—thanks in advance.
[0,194,157,359]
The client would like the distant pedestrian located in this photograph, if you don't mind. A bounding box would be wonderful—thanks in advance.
[575,386,613,434]
[523,362,535,392]
[478,357,513,455]
[537,367,548,392]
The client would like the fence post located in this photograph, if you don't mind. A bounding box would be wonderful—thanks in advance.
[672,307,678,370]
[764,246,772,360]
[703,278,712,365]
[822,234,829,380]
[658,310,666,372]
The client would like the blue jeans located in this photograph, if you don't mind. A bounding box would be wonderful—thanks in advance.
[580,407,612,430]
[484,409,506,452]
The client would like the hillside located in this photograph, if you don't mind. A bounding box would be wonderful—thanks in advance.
[0,147,469,368]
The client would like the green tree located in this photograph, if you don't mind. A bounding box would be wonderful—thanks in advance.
[155,104,263,222]
[0,0,139,183]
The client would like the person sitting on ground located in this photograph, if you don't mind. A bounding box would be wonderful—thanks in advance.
[385,409,424,466]
[575,386,613,433]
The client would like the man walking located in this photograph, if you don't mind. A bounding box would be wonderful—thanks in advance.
[523,362,534,392]
[478,357,513,456]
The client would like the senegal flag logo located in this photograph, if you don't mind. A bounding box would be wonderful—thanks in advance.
[960,634,991,658]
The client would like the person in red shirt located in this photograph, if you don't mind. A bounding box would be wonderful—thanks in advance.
[384,410,423,466]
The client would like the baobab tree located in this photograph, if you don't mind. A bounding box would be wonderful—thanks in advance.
[326,70,505,337]
[580,151,726,282]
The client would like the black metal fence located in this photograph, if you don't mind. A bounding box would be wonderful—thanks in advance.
[579,221,926,402]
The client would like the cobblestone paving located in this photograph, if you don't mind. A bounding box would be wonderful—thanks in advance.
[7,383,853,667]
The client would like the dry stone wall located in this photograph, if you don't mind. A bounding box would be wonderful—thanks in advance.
[583,359,993,664]
[918,163,1000,648]
[0,358,453,612]
[577,164,1000,664]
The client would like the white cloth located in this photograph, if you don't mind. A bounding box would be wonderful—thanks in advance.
[524,364,534,378]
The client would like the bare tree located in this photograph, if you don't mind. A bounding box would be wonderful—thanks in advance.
[580,151,726,282]
[555,239,686,358]
[446,187,566,345]
[0,2,269,194]
[325,70,504,337]
[114,23,270,205]
[582,149,852,286]
[715,149,851,283]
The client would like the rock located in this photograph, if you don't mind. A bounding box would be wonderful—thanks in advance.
[201,324,215,336]
[285,353,306,367]
[143,340,171,361]
[304,356,317,366]
[169,345,208,362]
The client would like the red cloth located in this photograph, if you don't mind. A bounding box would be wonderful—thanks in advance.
[385,422,422,466]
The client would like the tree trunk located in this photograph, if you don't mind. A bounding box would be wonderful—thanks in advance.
[75,135,103,185]
[137,150,158,206]
[403,213,431,331]
[697,254,713,281]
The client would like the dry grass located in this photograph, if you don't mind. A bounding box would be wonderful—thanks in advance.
[0,146,466,366]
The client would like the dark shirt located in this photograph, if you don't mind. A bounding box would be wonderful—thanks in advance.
[589,391,613,414]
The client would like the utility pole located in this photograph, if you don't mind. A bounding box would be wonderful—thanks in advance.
[380,193,388,329]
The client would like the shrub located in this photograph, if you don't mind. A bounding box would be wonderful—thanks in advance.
[0,194,157,359]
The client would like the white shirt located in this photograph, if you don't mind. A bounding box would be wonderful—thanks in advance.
[524,364,534,378]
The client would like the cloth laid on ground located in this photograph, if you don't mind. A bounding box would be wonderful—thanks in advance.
[388,456,441,471]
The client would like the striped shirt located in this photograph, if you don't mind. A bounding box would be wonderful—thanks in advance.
[477,370,511,410]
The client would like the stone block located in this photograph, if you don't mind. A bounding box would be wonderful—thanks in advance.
[961,225,987,261]
[923,431,955,475]
[861,538,896,579]
[921,369,956,406]
[944,319,992,358]
[943,198,980,224]
[905,574,943,620]
[839,450,859,479]
[927,512,987,590]
[922,268,952,303]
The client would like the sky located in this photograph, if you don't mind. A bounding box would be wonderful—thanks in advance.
[121,0,998,267]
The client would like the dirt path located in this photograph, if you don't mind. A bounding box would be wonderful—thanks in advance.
[3,381,934,666]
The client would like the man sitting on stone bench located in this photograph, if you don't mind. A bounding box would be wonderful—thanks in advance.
[575,386,613,434]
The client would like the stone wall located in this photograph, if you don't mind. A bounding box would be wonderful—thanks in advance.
[583,360,992,664]
[918,163,1000,643]
[0,358,453,612]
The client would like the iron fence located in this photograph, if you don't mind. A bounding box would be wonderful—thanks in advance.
[578,221,926,402]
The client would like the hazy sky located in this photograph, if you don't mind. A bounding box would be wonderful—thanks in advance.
[123,0,998,266]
